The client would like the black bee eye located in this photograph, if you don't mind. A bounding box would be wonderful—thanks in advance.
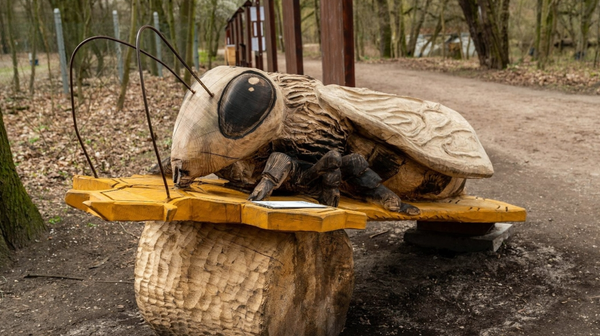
[218,71,276,139]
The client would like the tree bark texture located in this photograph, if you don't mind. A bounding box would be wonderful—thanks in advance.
[536,0,557,69]
[458,0,510,69]
[183,0,195,85]
[375,0,392,57]
[117,0,138,111]
[576,0,600,60]
[135,221,354,336]
[6,0,19,93]
[392,0,407,57]
[407,0,431,57]
[0,111,45,265]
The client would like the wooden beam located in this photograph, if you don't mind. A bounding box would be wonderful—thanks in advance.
[244,1,253,67]
[255,0,264,70]
[235,11,243,66]
[235,8,246,66]
[282,0,303,74]
[320,0,355,86]
[263,0,278,71]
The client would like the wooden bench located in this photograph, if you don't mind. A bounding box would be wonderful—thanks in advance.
[66,175,526,336]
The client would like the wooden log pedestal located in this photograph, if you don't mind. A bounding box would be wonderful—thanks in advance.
[134,221,354,336]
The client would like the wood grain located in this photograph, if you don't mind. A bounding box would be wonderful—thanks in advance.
[135,221,354,335]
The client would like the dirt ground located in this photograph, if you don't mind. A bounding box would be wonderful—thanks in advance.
[2,58,600,335]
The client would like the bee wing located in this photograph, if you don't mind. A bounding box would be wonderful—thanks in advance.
[315,84,493,178]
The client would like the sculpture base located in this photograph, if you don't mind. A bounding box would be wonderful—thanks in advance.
[404,223,514,252]
[134,221,354,336]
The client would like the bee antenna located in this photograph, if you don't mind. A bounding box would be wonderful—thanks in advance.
[68,35,196,181]
[137,25,214,97]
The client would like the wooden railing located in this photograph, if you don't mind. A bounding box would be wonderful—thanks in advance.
[225,0,355,87]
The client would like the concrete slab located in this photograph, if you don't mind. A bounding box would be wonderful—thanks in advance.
[403,223,515,252]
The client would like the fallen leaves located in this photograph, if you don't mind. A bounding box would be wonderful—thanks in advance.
[1,72,188,217]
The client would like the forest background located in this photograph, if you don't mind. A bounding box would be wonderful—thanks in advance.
[1,0,600,264]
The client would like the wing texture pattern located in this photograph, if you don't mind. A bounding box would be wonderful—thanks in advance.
[316,85,493,178]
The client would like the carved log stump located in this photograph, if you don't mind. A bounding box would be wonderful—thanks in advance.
[135,221,354,336]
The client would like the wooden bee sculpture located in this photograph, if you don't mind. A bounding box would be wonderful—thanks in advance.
[169,66,494,215]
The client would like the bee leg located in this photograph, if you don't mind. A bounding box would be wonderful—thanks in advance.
[248,152,296,201]
[318,169,341,207]
[301,151,342,207]
[148,155,173,176]
[341,153,420,216]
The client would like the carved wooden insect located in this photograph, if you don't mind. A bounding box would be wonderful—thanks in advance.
[169,66,494,215]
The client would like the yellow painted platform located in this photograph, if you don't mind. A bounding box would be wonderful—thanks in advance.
[65,175,526,232]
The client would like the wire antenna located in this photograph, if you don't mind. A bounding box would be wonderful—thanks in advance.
[137,25,214,97]
[69,35,196,180]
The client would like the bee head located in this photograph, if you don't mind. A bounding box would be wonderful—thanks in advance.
[170,66,285,187]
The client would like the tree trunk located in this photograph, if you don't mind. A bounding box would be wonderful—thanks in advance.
[314,0,321,48]
[179,0,191,60]
[276,0,285,52]
[28,0,39,95]
[206,0,217,69]
[576,0,599,61]
[537,0,557,69]
[419,0,447,57]
[458,0,510,69]
[0,111,46,266]
[183,0,195,85]
[375,0,392,57]
[35,0,52,80]
[6,0,19,94]
[117,0,138,111]
[0,7,9,54]
[407,0,431,57]
[393,0,407,57]
[164,0,180,75]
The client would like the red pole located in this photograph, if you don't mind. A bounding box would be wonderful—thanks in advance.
[282,0,303,74]
[320,0,355,86]
[244,1,253,68]
[255,0,264,70]
[263,0,278,71]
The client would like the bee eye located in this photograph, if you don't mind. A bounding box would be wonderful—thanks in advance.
[218,71,276,139]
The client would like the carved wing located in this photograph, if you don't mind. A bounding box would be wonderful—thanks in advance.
[315,84,493,178]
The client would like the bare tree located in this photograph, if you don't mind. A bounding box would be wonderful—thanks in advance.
[183,0,196,85]
[458,0,511,69]
[6,0,19,93]
[375,0,392,57]
[407,0,432,57]
[117,0,139,111]
[576,0,600,60]
[536,0,557,69]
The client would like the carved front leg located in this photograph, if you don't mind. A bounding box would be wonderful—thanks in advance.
[341,153,420,215]
[248,152,296,201]
[301,151,343,207]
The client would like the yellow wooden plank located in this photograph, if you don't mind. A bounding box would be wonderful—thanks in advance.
[338,196,526,223]
[65,175,526,232]
[241,203,367,232]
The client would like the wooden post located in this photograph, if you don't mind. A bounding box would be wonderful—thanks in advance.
[244,1,253,67]
[282,0,303,74]
[263,0,278,71]
[320,0,355,86]
[232,14,240,65]
[255,0,264,70]
[236,9,244,65]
